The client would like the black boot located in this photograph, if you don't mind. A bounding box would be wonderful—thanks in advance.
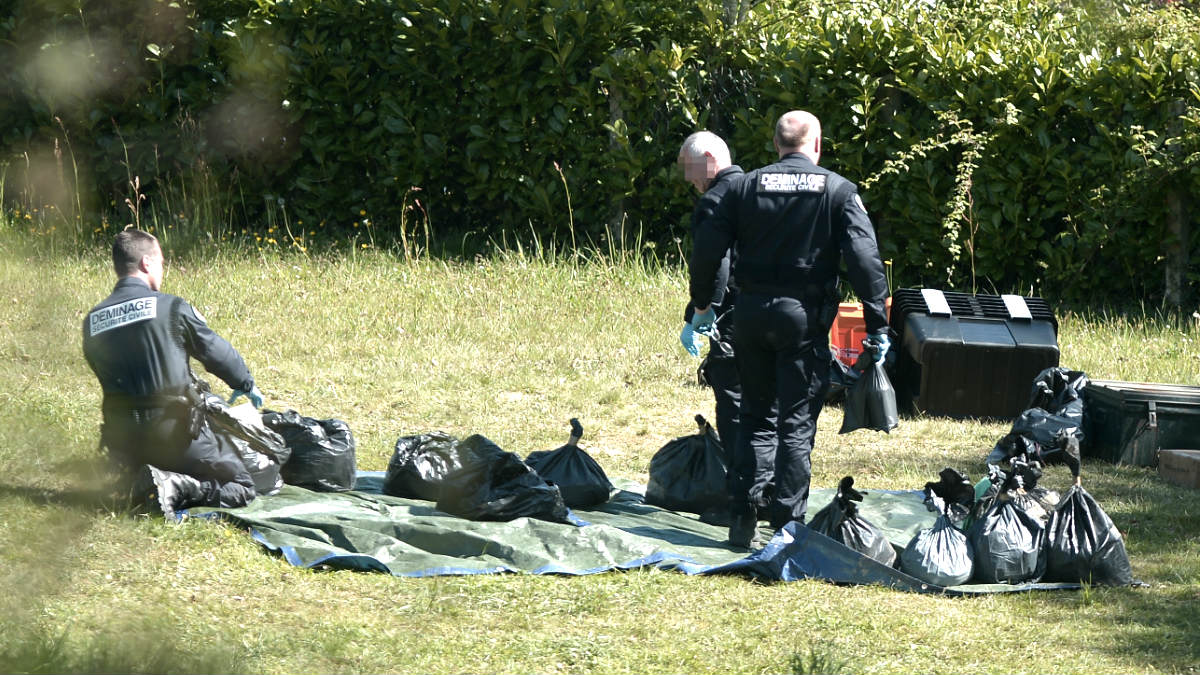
[130,465,206,519]
[728,511,762,549]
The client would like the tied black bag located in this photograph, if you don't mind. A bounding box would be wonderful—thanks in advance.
[807,476,897,567]
[839,341,899,434]
[262,410,357,492]
[1044,482,1134,585]
[525,419,614,509]
[644,415,728,515]
[968,484,1048,584]
[900,475,976,587]
[434,435,570,524]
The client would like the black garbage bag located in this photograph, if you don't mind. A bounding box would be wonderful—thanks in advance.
[1044,482,1135,585]
[262,409,356,492]
[211,431,283,496]
[968,494,1047,584]
[969,464,1006,524]
[989,367,1088,467]
[808,476,897,567]
[926,466,974,511]
[1027,367,1089,424]
[839,341,899,434]
[198,389,288,496]
[988,409,1084,467]
[901,509,974,587]
[825,348,858,404]
[199,390,290,464]
[525,419,614,508]
[645,415,728,515]
[434,435,570,523]
[383,431,472,501]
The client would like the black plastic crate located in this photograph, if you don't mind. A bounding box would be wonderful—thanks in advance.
[888,288,1059,420]
[1082,379,1200,467]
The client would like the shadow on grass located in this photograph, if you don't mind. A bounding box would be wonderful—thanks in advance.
[1,623,247,675]
[0,481,130,515]
[1038,584,1200,671]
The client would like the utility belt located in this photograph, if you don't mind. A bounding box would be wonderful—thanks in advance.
[102,382,206,440]
[737,277,840,332]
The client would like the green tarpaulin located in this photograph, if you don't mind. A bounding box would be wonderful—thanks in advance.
[197,473,1079,594]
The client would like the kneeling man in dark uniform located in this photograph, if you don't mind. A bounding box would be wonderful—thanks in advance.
[83,229,265,517]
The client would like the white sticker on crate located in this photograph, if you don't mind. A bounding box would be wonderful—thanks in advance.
[1001,294,1033,320]
[920,289,952,316]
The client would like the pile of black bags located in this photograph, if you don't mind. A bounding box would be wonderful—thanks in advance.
[196,378,356,495]
[897,438,1133,587]
[383,422,617,524]
[383,431,570,521]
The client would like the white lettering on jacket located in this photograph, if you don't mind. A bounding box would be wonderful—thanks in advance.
[89,297,157,336]
[758,172,827,193]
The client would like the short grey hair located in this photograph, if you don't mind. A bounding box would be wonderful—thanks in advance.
[679,131,731,165]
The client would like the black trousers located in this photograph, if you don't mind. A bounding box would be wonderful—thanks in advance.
[730,293,831,528]
[701,305,742,467]
[103,406,256,508]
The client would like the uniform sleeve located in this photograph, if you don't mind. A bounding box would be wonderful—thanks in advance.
[175,299,255,392]
[836,186,890,334]
[687,189,732,317]
[689,181,741,309]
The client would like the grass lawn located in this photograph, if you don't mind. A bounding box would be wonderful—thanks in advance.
[1,234,1198,674]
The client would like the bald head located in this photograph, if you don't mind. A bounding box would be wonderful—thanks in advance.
[773,110,821,162]
[678,131,731,192]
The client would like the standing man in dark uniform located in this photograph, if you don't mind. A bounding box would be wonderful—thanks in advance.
[83,229,265,518]
[688,111,891,547]
[677,131,743,460]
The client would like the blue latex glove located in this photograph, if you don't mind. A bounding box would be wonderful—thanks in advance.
[680,322,706,358]
[867,333,891,364]
[690,306,716,337]
[229,385,264,409]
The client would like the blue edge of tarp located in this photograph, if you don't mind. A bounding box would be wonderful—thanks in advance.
[189,471,1081,596]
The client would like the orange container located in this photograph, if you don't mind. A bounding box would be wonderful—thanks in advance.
[829,298,892,367]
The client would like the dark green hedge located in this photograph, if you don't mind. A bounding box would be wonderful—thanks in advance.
[1,0,1198,304]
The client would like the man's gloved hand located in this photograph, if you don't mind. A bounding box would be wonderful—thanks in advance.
[680,323,706,358]
[867,333,891,363]
[229,385,264,409]
[690,306,716,337]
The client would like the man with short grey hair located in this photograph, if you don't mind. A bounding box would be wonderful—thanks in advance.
[676,131,744,484]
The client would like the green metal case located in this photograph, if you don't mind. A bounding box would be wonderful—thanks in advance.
[1083,380,1200,467]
